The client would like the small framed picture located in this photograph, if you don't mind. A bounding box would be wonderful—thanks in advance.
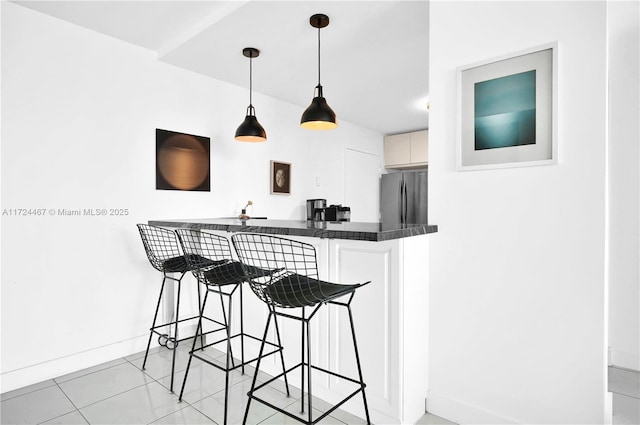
[270,161,291,195]
[457,42,558,171]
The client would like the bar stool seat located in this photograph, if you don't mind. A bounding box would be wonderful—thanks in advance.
[199,261,267,285]
[162,254,223,273]
[231,233,371,425]
[264,273,362,307]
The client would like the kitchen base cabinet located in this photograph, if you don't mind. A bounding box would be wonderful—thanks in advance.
[328,236,428,425]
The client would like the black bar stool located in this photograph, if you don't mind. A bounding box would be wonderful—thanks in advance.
[231,233,371,425]
[175,228,290,425]
[136,224,215,393]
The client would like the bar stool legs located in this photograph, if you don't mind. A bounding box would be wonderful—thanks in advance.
[177,289,209,404]
[337,295,371,424]
[141,274,170,371]
[178,284,237,424]
[302,308,311,422]
[241,309,274,425]
[243,298,370,425]
[141,271,200,393]
[178,281,289,425]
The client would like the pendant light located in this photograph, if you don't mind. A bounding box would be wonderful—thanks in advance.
[235,47,267,142]
[300,14,338,130]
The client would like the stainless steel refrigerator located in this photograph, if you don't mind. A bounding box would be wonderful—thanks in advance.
[380,171,428,224]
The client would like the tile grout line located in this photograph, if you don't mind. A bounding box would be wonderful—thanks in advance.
[58,353,178,420]
[0,380,58,403]
[44,380,90,425]
[125,351,222,425]
[54,358,129,385]
[65,380,155,412]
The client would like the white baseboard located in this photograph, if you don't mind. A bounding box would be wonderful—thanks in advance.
[1,334,149,394]
[609,349,640,371]
[426,391,518,425]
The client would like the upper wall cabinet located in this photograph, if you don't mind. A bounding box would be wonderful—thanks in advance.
[384,129,428,169]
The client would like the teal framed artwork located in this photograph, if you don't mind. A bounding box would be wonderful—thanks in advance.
[457,43,557,171]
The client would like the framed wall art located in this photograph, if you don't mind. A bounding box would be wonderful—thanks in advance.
[270,160,291,195]
[156,129,210,191]
[457,42,558,171]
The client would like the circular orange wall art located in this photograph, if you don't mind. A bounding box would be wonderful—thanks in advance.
[156,129,210,191]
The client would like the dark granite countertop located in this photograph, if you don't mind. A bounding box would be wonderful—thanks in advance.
[148,218,438,242]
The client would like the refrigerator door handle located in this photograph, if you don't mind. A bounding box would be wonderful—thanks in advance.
[399,179,406,223]
[403,180,408,223]
[398,179,404,223]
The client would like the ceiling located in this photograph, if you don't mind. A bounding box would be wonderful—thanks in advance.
[11,0,429,135]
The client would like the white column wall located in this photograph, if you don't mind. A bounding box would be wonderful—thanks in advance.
[607,0,640,372]
[428,1,607,423]
[0,2,382,392]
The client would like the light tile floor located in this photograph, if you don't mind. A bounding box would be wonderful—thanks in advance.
[1,342,455,425]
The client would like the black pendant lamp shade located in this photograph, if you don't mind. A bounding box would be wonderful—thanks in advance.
[300,14,338,130]
[235,47,267,142]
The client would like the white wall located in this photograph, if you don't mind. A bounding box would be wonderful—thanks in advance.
[428,1,607,424]
[607,0,640,372]
[0,2,382,392]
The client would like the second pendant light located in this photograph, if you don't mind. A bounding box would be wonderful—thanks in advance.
[300,13,338,130]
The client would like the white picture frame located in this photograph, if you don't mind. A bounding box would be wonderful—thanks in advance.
[457,42,558,171]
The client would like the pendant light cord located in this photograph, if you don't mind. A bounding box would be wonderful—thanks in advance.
[249,52,253,107]
[317,25,321,86]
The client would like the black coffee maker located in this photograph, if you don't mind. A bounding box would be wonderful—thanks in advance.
[306,199,326,221]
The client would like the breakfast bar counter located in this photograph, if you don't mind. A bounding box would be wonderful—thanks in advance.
[150,217,437,424]
[148,217,437,242]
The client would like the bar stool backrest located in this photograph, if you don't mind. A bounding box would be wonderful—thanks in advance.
[137,224,184,272]
[232,233,318,277]
[176,228,246,287]
[231,233,321,307]
[175,228,232,267]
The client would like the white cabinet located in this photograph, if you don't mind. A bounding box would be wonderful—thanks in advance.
[410,130,429,165]
[384,133,412,167]
[384,130,428,169]
[323,236,429,425]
